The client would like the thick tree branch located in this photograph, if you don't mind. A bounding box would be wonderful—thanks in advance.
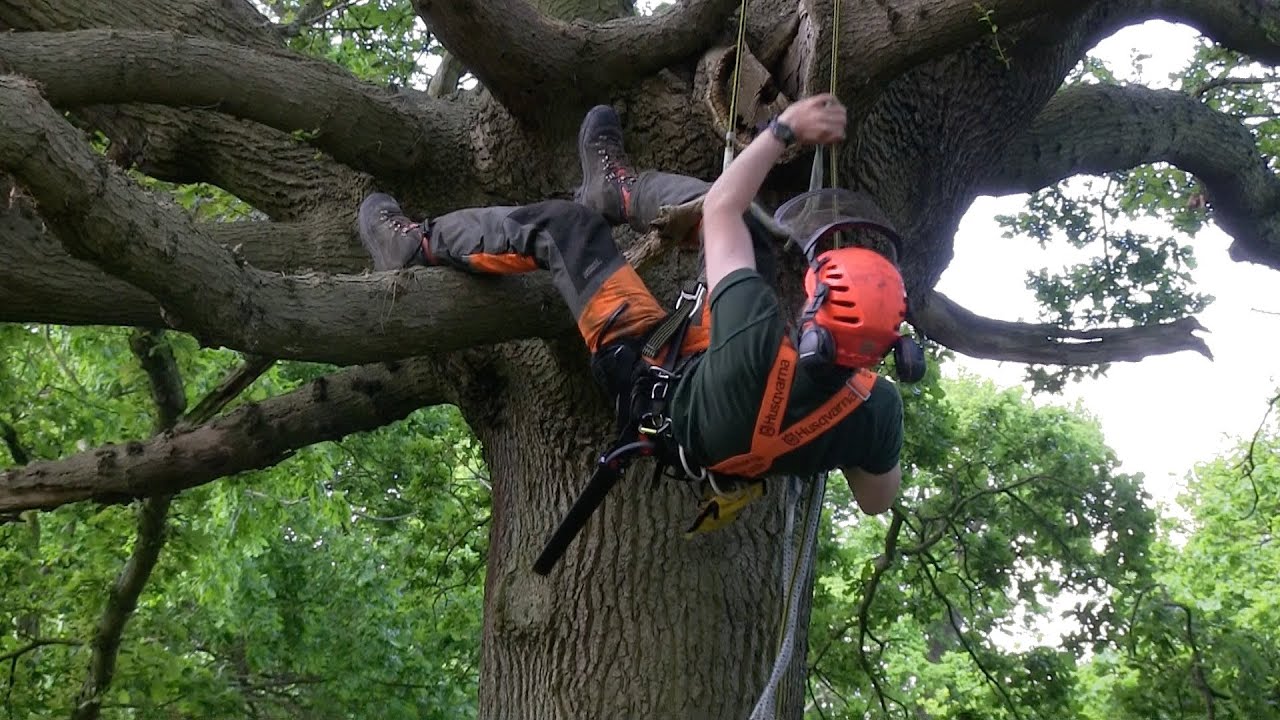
[427,51,466,99]
[0,30,470,181]
[411,0,739,121]
[852,0,1080,79]
[74,331,187,720]
[0,205,162,327]
[92,105,373,222]
[0,223,352,328]
[0,204,362,328]
[981,83,1280,269]
[0,0,386,224]
[0,0,277,42]
[0,357,449,514]
[0,203,574,359]
[0,77,578,364]
[913,291,1213,365]
[771,0,1083,107]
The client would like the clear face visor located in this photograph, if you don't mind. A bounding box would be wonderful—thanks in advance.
[773,188,903,263]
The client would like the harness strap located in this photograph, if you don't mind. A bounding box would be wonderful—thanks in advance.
[709,338,877,478]
[641,282,705,366]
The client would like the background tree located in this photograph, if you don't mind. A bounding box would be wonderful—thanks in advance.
[2,0,1278,718]
[1072,405,1280,720]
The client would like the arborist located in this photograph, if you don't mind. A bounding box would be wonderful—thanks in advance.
[356,95,921,574]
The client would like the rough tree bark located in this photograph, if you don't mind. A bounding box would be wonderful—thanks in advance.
[3,0,1280,718]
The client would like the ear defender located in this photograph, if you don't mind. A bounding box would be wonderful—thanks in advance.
[796,277,836,371]
[891,336,926,383]
[795,247,928,382]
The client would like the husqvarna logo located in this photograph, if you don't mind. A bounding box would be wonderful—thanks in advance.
[782,392,859,447]
[759,358,792,437]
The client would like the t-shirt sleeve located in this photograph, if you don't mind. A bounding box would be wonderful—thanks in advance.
[858,378,904,474]
[707,268,785,350]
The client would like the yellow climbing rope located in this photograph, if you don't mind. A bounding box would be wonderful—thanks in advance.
[723,0,751,171]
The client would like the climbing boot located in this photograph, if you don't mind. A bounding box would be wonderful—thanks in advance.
[575,105,636,227]
[358,192,427,271]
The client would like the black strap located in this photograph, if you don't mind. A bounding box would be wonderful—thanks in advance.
[642,306,692,361]
[641,282,706,368]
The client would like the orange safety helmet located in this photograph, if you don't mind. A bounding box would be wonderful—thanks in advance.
[775,188,922,377]
[801,247,907,368]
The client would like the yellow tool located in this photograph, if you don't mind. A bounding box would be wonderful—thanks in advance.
[684,480,766,536]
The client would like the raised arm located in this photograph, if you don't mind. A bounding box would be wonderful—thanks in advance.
[700,94,848,292]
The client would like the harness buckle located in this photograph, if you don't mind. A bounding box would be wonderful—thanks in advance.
[844,373,872,402]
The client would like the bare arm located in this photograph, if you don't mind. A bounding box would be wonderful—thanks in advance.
[701,94,848,293]
[843,463,902,515]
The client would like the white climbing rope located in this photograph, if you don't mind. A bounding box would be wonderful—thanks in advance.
[748,473,827,720]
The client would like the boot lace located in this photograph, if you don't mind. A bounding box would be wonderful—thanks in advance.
[380,210,420,236]
[595,145,635,188]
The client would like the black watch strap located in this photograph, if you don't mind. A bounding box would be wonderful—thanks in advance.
[768,116,796,147]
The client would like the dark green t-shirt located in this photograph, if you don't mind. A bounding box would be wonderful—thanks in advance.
[668,268,903,477]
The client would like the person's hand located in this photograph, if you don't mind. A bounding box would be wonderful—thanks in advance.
[777,94,847,145]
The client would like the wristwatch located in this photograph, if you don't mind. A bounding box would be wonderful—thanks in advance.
[767,116,796,147]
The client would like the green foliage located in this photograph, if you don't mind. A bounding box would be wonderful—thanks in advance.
[1181,45,1280,162]
[6,325,1272,719]
[1075,408,1280,720]
[1,325,488,718]
[807,367,1156,719]
[259,0,438,87]
[999,178,1213,329]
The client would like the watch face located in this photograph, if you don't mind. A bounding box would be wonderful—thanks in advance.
[771,119,795,145]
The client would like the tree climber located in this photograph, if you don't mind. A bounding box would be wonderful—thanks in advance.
[358,94,912,539]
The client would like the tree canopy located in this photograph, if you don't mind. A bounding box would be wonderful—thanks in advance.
[3,0,1280,718]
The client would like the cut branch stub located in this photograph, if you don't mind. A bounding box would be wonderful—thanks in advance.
[646,196,707,248]
[697,45,793,154]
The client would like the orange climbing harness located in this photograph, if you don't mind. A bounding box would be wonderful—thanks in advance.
[709,337,878,478]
